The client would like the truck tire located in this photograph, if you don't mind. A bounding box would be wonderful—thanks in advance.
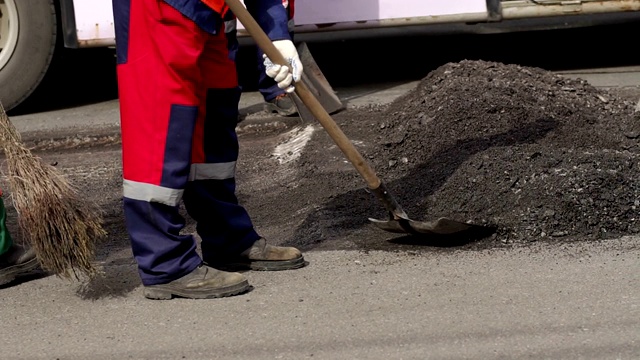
[0,0,57,111]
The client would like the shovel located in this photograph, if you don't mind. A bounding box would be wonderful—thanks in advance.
[226,0,487,236]
[292,41,345,119]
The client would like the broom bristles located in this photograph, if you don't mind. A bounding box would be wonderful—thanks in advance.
[0,102,106,279]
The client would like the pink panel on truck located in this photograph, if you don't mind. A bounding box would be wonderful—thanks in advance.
[236,0,489,32]
[73,0,116,46]
[293,0,488,24]
[70,0,488,45]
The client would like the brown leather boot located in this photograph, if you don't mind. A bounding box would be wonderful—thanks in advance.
[264,94,298,117]
[0,243,41,286]
[143,265,251,300]
[207,238,307,271]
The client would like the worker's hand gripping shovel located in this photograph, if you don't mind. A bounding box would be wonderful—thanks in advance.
[226,0,489,236]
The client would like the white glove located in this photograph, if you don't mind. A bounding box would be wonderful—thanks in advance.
[263,40,303,93]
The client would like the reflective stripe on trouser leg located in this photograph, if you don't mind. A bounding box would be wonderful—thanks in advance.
[114,0,211,285]
[183,24,260,261]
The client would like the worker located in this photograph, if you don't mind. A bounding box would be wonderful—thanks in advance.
[112,0,306,300]
[257,0,298,117]
[0,189,40,286]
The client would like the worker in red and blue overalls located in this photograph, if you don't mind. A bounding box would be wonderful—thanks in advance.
[112,0,306,300]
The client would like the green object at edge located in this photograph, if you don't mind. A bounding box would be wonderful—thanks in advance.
[0,197,13,256]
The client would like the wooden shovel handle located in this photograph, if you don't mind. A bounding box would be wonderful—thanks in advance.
[225,0,382,189]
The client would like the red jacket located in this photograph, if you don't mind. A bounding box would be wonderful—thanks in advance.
[161,0,290,39]
[201,0,228,16]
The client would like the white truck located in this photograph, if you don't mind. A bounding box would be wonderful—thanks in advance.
[1,0,639,111]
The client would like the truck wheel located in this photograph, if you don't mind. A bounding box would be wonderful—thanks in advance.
[0,0,57,111]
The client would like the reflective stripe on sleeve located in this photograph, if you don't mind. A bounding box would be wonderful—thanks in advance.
[224,19,237,33]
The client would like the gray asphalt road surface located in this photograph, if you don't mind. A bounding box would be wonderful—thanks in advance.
[1,240,638,360]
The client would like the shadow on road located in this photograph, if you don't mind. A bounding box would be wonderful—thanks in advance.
[75,267,141,301]
[8,48,120,116]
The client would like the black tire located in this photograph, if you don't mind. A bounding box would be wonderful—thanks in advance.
[0,0,57,111]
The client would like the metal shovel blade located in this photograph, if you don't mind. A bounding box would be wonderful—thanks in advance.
[368,216,479,235]
[291,42,345,122]
[297,42,344,115]
[367,183,489,236]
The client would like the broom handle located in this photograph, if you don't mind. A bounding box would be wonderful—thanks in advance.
[0,102,22,143]
[225,0,382,190]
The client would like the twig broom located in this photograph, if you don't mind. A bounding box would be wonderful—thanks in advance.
[0,101,106,279]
